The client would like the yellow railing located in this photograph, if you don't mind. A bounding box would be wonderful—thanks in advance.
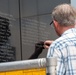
[0,68,46,75]
[0,58,57,75]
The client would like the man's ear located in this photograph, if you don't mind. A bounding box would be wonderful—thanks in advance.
[53,20,59,28]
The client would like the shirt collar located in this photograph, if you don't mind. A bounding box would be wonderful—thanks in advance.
[61,28,76,36]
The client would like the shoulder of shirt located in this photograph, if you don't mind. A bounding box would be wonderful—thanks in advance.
[51,28,76,46]
[50,28,76,48]
[50,36,65,49]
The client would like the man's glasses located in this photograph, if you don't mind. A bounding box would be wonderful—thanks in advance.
[50,21,53,25]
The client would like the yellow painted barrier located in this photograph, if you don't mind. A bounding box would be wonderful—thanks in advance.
[0,58,57,75]
[0,68,46,75]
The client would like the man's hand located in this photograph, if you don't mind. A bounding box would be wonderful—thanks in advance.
[44,40,53,49]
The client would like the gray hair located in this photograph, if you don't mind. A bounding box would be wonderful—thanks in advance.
[52,3,76,26]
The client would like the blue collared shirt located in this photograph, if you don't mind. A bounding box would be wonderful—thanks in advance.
[47,28,76,75]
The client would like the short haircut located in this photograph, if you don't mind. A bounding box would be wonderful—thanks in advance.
[52,3,76,26]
